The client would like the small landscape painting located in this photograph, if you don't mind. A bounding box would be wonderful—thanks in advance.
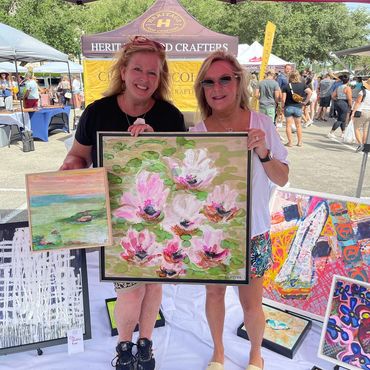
[26,168,112,251]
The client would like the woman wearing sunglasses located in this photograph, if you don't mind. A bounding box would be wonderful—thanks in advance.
[60,36,186,370]
[192,51,289,370]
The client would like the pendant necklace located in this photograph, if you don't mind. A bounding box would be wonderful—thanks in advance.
[125,111,147,127]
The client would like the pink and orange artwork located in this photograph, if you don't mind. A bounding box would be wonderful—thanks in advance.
[98,132,251,284]
[26,168,112,251]
[318,275,370,370]
[264,188,370,320]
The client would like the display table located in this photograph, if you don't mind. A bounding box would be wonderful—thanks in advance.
[29,106,71,142]
[0,111,31,147]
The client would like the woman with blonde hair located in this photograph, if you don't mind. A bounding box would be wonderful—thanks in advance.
[281,70,312,147]
[192,50,289,370]
[60,36,185,370]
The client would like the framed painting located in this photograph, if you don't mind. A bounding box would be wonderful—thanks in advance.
[26,167,112,252]
[237,303,312,359]
[0,221,91,355]
[264,188,370,320]
[97,132,251,284]
[318,275,370,370]
[105,297,165,336]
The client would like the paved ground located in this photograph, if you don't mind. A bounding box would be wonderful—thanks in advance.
[0,116,369,224]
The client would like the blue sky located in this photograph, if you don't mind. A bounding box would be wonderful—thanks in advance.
[346,3,370,11]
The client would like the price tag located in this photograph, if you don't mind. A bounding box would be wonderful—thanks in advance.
[67,328,84,355]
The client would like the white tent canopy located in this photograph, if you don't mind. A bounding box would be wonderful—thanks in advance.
[0,23,68,62]
[0,62,27,73]
[33,61,83,74]
[237,43,250,58]
[237,41,290,67]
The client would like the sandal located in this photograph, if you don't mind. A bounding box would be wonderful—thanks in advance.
[246,358,264,370]
[284,143,293,147]
[206,362,224,370]
[297,143,303,147]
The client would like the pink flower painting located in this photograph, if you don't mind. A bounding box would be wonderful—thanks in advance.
[157,237,187,277]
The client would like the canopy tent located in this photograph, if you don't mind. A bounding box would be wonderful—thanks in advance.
[82,0,238,59]
[237,43,249,58]
[33,61,83,74]
[0,23,68,62]
[0,62,27,73]
[237,40,290,69]
[334,44,370,57]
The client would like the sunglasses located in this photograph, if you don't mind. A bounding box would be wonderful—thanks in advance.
[201,75,239,88]
[129,36,165,51]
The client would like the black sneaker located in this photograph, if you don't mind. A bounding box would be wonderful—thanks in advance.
[112,341,137,370]
[356,144,364,152]
[136,338,155,370]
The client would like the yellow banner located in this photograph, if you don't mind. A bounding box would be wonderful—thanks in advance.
[259,21,276,81]
[82,59,201,112]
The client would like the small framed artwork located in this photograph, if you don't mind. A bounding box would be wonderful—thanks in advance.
[98,132,251,284]
[318,275,370,370]
[26,167,112,252]
[237,303,312,358]
[105,297,165,336]
[0,221,91,355]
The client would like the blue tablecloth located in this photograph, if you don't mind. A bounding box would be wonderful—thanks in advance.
[29,106,71,141]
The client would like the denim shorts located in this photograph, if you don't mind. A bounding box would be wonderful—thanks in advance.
[284,105,302,118]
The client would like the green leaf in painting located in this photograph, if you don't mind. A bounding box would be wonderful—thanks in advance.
[162,147,177,156]
[142,151,160,160]
[113,142,128,151]
[180,234,192,241]
[108,172,122,184]
[104,153,114,160]
[112,164,122,173]
[126,158,142,167]
[182,240,191,247]
[132,223,145,232]
[195,191,208,201]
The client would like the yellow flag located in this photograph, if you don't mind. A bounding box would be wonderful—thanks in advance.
[259,21,276,82]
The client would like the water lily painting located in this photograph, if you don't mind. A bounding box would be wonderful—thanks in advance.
[318,275,370,370]
[98,132,251,284]
[26,168,112,252]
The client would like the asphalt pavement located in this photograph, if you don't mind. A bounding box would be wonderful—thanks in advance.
[0,116,369,224]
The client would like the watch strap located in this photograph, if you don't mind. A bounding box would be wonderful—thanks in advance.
[259,149,272,163]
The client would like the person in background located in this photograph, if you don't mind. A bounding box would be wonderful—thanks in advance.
[60,36,186,370]
[276,64,292,90]
[72,75,82,109]
[315,72,335,121]
[350,78,369,152]
[282,70,312,147]
[0,72,13,111]
[256,69,281,124]
[11,75,19,100]
[192,50,289,370]
[23,72,39,109]
[328,75,352,139]
[57,75,71,105]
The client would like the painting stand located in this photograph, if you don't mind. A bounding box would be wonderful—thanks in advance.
[334,366,350,370]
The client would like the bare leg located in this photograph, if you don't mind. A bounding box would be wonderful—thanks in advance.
[115,285,146,342]
[238,277,265,368]
[285,116,294,145]
[363,125,368,144]
[354,126,362,144]
[138,284,162,339]
[205,285,227,364]
[295,117,303,145]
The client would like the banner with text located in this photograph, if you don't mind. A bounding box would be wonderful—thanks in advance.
[83,59,201,111]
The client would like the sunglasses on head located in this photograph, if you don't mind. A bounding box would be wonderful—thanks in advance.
[129,36,165,51]
[201,75,239,88]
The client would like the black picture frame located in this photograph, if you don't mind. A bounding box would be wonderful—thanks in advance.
[237,303,312,359]
[98,132,251,285]
[105,297,165,336]
[0,221,91,355]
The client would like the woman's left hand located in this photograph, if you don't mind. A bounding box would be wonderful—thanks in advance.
[128,123,154,137]
[247,128,268,158]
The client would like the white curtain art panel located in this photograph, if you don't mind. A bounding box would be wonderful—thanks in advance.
[0,222,91,355]
[98,132,251,284]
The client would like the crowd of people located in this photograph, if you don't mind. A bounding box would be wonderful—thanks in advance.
[0,71,84,110]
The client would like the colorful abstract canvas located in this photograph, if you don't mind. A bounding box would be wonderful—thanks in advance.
[237,304,312,358]
[318,275,370,370]
[0,222,91,355]
[26,168,112,251]
[264,188,370,320]
[97,132,251,284]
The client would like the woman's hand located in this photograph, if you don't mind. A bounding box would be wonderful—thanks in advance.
[247,128,268,158]
[128,121,154,137]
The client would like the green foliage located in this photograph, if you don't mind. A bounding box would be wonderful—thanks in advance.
[1,0,368,66]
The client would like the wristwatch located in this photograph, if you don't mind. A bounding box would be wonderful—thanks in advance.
[258,149,273,163]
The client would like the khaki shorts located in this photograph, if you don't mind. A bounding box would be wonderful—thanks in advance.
[353,110,370,131]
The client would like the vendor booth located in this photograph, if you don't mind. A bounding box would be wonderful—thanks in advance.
[81,0,238,114]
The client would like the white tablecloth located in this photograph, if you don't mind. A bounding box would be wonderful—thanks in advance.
[0,111,31,131]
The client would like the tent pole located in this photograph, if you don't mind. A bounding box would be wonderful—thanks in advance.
[14,57,26,131]
[356,128,370,198]
[66,61,76,130]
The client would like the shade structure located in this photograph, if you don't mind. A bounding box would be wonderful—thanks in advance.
[0,62,27,73]
[33,61,83,74]
[81,0,238,59]
[237,41,290,67]
[0,23,68,62]
[334,44,370,57]
[238,43,250,57]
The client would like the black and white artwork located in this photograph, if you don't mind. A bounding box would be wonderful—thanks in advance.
[0,221,91,355]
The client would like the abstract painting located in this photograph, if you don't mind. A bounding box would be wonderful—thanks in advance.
[98,132,251,284]
[105,297,165,336]
[0,222,91,355]
[237,304,312,358]
[318,275,370,370]
[264,188,370,320]
[26,167,112,251]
